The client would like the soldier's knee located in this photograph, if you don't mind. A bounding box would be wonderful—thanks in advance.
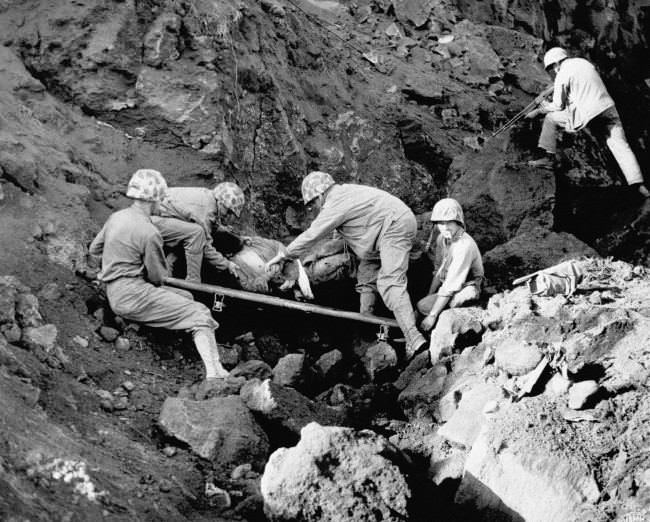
[186,225,206,247]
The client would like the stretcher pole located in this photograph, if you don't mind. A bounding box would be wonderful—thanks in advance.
[163,277,400,329]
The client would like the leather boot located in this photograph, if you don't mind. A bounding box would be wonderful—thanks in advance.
[391,295,426,360]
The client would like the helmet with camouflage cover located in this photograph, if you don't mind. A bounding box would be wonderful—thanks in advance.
[301,171,335,205]
[213,181,245,218]
[126,169,168,202]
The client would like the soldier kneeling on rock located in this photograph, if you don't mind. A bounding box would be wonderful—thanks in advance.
[418,198,484,332]
[151,181,246,282]
[88,169,229,381]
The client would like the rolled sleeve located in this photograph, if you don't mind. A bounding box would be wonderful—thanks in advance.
[89,226,106,258]
[286,206,346,259]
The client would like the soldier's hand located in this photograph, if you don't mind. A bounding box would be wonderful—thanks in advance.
[265,252,286,273]
[420,314,438,332]
[227,261,241,279]
[525,108,541,119]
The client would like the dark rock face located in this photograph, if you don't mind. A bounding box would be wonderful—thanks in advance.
[1,0,646,276]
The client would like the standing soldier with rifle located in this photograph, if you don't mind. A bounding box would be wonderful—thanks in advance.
[526,47,649,197]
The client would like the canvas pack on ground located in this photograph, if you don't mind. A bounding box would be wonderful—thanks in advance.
[514,260,584,297]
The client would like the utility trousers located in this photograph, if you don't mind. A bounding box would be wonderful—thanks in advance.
[152,217,230,281]
[356,211,425,353]
[416,284,480,315]
[106,277,218,334]
[538,107,643,185]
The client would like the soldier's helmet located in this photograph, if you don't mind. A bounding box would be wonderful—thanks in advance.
[126,169,168,202]
[213,182,245,217]
[301,171,335,205]
[430,198,465,228]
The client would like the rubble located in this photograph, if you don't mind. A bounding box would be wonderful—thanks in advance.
[261,422,411,521]
[21,324,58,352]
[429,307,484,362]
[456,399,601,521]
[230,360,273,380]
[98,326,120,342]
[361,340,398,380]
[240,379,345,436]
[272,353,305,387]
[493,338,543,376]
[568,380,599,410]
[398,364,447,419]
[437,383,505,449]
[313,349,344,381]
[0,0,648,517]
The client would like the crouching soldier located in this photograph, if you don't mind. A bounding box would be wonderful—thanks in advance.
[151,182,246,282]
[89,169,229,380]
[418,198,483,331]
[265,171,427,359]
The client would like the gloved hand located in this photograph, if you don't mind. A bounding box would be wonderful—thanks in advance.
[265,252,287,273]
[227,261,240,279]
[240,236,253,247]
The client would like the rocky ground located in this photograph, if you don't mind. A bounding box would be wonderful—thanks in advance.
[0,0,649,521]
[1,258,649,521]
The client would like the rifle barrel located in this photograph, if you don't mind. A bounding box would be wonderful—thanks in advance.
[163,277,400,328]
[489,85,554,139]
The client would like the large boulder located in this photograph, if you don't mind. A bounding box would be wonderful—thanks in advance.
[483,228,598,286]
[455,398,600,521]
[158,396,269,469]
[261,422,411,521]
[429,307,484,363]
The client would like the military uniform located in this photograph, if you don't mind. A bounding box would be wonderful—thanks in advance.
[285,184,426,354]
[90,205,217,332]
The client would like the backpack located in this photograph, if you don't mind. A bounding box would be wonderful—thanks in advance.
[515,261,584,297]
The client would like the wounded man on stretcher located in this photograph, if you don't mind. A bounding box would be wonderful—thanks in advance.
[165,232,353,300]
